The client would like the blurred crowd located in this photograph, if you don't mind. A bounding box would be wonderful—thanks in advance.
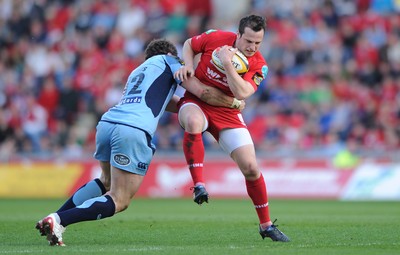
[0,0,399,161]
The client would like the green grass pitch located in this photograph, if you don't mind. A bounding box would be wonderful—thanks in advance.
[0,198,399,255]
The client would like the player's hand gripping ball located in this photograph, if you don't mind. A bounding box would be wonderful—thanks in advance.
[211,47,249,74]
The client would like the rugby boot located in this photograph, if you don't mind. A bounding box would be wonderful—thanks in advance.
[259,220,290,242]
[37,213,66,246]
[192,185,209,205]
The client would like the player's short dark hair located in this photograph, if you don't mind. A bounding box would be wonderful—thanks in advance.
[238,14,266,35]
[144,39,178,60]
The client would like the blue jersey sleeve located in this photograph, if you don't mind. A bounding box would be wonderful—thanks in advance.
[164,55,183,85]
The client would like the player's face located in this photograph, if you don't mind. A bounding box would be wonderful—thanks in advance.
[236,27,264,57]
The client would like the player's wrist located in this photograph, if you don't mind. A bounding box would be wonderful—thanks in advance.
[231,98,241,109]
[183,61,194,68]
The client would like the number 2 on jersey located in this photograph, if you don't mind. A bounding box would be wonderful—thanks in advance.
[127,73,145,95]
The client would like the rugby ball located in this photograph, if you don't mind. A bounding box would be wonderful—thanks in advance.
[211,47,249,74]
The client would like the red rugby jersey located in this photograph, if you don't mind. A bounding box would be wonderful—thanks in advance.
[190,29,268,97]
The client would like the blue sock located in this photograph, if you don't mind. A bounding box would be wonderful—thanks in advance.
[58,195,116,227]
[57,179,107,212]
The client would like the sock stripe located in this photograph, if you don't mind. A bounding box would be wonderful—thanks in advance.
[188,163,203,168]
[254,202,269,209]
[94,178,107,194]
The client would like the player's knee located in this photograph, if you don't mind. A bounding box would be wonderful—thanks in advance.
[241,164,260,180]
[184,115,204,132]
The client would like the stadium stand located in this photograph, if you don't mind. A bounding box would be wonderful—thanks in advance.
[0,0,399,161]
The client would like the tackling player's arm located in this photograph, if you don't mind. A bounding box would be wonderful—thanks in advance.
[218,46,255,100]
[165,90,244,113]
[166,95,180,113]
[174,39,195,81]
[181,76,245,111]
[165,78,246,113]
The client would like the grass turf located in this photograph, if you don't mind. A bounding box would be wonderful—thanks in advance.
[0,198,399,255]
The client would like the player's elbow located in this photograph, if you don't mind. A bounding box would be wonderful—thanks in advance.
[230,81,255,100]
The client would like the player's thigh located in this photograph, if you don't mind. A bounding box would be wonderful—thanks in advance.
[232,144,260,180]
[109,125,154,176]
[220,128,260,179]
[109,126,153,210]
[109,166,144,212]
[178,103,208,132]
[219,128,254,154]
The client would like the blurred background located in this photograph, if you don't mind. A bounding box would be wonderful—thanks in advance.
[1,0,400,200]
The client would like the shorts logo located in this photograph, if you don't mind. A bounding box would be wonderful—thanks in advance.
[114,154,130,166]
[137,162,148,170]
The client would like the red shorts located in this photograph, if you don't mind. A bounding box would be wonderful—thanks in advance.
[178,93,247,140]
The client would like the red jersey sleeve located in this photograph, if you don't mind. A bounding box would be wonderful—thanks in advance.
[242,52,269,91]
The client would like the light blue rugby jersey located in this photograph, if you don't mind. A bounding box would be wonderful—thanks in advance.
[100,55,182,138]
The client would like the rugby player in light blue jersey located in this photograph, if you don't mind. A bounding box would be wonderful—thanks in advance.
[35,39,244,246]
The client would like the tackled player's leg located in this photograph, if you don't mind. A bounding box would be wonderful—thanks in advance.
[179,103,209,204]
[221,128,290,242]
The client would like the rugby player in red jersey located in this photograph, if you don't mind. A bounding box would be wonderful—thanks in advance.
[174,14,290,242]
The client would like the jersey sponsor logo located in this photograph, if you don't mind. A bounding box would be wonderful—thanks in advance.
[114,154,130,166]
[206,66,230,87]
[137,162,148,170]
[206,66,222,79]
[120,96,142,105]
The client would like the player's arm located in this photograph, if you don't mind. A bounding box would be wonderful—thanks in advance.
[165,95,180,113]
[181,76,244,110]
[165,90,244,113]
[174,39,196,81]
[218,46,255,100]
